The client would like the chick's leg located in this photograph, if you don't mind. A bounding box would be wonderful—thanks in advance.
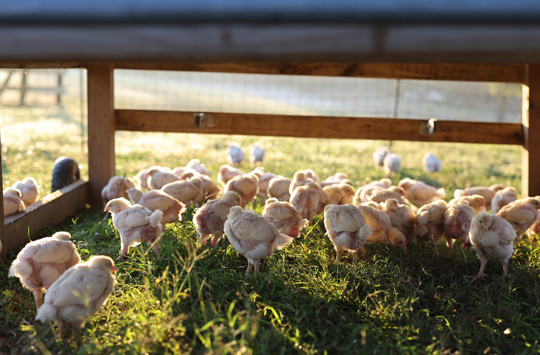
[152,242,161,258]
[502,260,509,277]
[245,260,254,276]
[33,289,43,309]
[253,260,261,274]
[335,248,343,262]
[473,255,489,280]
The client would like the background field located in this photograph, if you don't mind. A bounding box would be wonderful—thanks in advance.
[1,69,537,354]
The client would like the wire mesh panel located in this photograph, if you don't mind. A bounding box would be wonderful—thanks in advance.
[115,70,521,123]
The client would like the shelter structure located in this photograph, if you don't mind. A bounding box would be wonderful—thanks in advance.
[1,0,540,257]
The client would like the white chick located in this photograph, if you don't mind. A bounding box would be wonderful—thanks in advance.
[443,200,475,253]
[422,152,441,173]
[224,172,259,208]
[491,187,518,214]
[383,153,401,176]
[35,255,116,337]
[289,171,314,195]
[174,167,202,180]
[398,178,446,209]
[267,177,292,202]
[186,159,211,176]
[3,187,25,216]
[454,184,504,211]
[359,185,406,205]
[9,232,80,309]
[227,142,245,167]
[101,175,136,205]
[323,183,355,205]
[373,147,390,168]
[449,195,486,216]
[162,176,205,208]
[468,212,517,280]
[303,169,320,183]
[218,164,244,186]
[263,198,308,239]
[104,198,164,259]
[200,175,222,201]
[353,178,393,205]
[126,188,186,224]
[496,197,540,236]
[321,172,350,187]
[255,172,278,202]
[324,205,373,262]
[290,185,320,224]
[135,166,171,190]
[194,191,242,247]
[12,177,39,206]
[413,200,448,253]
[250,145,266,166]
[358,204,408,252]
[382,199,416,242]
[224,206,294,275]
[147,168,181,190]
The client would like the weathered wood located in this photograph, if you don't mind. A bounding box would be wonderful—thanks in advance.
[2,25,540,63]
[0,136,4,258]
[0,180,88,260]
[87,64,115,205]
[115,109,524,145]
[0,62,83,69]
[522,65,540,197]
[114,62,525,83]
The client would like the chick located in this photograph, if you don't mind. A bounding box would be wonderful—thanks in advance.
[250,145,266,166]
[162,176,204,208]
[186,159,211,176]
[443,200,475,253]
[104,198,164,259]
[3,187,25,216]
[194,191,242,247]
[224,206,294,275]
[35,255,116,337]
[383,153,401,176]
[290,185,320,224]
[373,147,390,168]
[12,177,39,206]
[491,186,518,214]
[324,204,373,262]
[101,176,137,205]
[382,199,416,242]
[454,184,504,211]
[126,188,186,224]
[358,185,406,205]
[227,142,245,167]
[413,200,448,253]
[358,204,408,252]
[263,198,308,239]
[468,212,517,280]
[135,166,171,190]
[323,183,355,205]
[224,172,260,208]
[422,152,441,173]
[398,178,445,209]
[9,232,81,309]
[354,178,393,205]
[267,177,292,202]
[496,197,540,237]
[218,164,244,186]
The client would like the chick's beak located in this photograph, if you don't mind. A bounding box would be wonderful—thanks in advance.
[111,265,117,272]
[210,235,221,248]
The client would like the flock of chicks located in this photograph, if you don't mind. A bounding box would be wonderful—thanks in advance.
[6,142,540,338]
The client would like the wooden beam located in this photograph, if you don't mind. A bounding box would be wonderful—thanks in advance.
[114,62,525,83]
[87,64,115,205]
[0,180,88,260]
[115,109,524,145]
[522,64,540,197]
[0,136,4,258]
[0,62,83,69]
[2,25,540,64]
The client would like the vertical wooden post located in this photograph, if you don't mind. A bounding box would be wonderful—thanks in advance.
[87,64,115,205]
[522,64,540,198]
[0,135,5,260]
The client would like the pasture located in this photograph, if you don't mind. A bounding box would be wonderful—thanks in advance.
[2,120,540,354]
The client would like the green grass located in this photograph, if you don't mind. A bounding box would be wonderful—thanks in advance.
[2,123,539,354]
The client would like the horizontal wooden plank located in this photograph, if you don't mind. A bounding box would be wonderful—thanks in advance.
[0,62,83,69]
[115,109,524,145]
[115,62,525,83]
[0,180,89,259]
[1,25,540,63]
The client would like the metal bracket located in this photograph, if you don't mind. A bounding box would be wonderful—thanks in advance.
[419,118,437,136]
[194,113,215,128]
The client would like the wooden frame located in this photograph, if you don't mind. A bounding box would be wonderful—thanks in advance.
[0,62,537,258]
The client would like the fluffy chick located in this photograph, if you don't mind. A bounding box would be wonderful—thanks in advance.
[267,177,292,202]
[491,187,518,214]
[227,142,245,167]
[126,188,185,224]
[9,232,80,309]
[496,197,540,236]
[218,164,244,186]
[12,177,39,206]
[454,184,504,211]
[422,152,441,173]
[162,177,204,208]
[135,166,171,190]
[358,204,408,252]
[290,185,320,224]
[398,178,445,209]
[224,172,259,208]
[104,198,164,259]
[3,187,25,216]
[194,191,242,247]
[186,159,211,176]
[324,205,373,262]
[382,199,416,242]
[359,185,406,205]
[468,212,517,280]
[263,198,308,238]
[323,183,355,205]
[147,168,180,190]
[449,195,486,216]
[373,147,390,168]
[383,153,401,176]
[413,200,448,253]
[250,145,266,166]
[354,178,393,205]
[224,206,294,275]
[35,255,116,337]
[101,176,136,205]
[443,200,475,253]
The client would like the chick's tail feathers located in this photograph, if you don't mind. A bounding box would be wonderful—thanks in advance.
[149,210,164,227]
[35,303,56,323]
[274,233,294,250]
[359,224,374,239]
